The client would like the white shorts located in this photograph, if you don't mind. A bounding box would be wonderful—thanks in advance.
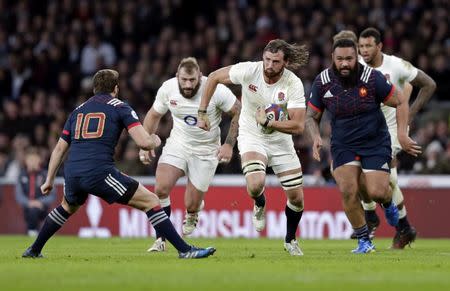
[238,134,301,174]
[158,143,219,192]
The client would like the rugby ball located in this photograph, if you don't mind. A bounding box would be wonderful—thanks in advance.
[262,103,288,134]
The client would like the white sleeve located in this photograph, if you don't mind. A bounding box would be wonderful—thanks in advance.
[214,84,237,112]
[152,85,169,115]
[287,78,306,109]
[229,62,253,85]
[397,57,418,82]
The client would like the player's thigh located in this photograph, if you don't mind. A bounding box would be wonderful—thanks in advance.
[63,177,89,212]
[241,151,268,192]
[155,161,185,197]
[333,165,361,196]
[360,153,391,196]
[82,169,139,205]
[186,155,218,193]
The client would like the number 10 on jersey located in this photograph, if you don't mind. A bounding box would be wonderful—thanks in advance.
[74,113,106,139]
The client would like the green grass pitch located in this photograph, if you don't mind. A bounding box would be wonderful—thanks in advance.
[1,236,450,290]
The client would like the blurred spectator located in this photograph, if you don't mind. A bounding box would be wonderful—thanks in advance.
[15,147,55,236]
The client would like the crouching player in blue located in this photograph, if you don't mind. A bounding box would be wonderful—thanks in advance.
[22,69,215,259]
[305,39,421,253]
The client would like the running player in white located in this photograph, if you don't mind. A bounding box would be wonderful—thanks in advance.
[198,39,309,256]
[358,27,436,248]
[140,57,241,252]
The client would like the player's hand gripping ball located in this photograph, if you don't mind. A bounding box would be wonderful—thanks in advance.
[261,103,288,134]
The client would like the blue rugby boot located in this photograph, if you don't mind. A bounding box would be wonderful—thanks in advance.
[179,246,216,259]
[383,202,399,227]
[351,238,376,254]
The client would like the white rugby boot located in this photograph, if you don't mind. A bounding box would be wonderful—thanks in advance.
[252,204,266,232]
[147,237,166,252]
[284,239,304,256]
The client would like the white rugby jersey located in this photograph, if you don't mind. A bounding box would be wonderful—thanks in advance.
[360,54,418,131]
[152,76,236,155]
[229,61,306,142]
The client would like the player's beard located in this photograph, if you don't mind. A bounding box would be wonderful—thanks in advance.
[263,67,284,79]
[332,62,358,87]
[178,81,201,99]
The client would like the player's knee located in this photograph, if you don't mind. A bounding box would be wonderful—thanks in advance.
[287,197,304,210]
[367,183,390,202]
[337,182,358,199]
[154,184,170,199]
[130,185,160,212]
[141,192,160,212]
[246,180,265,197]
[61,198,79,214]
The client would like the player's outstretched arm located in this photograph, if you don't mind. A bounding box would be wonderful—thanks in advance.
[409,70,437,122]
[139,107,164,164]
[305,106,323,162]
[198,66,233,131]
[384,87,422,157]
[128,125,161,151]
[41,138,69,195]
[218,100,241,163]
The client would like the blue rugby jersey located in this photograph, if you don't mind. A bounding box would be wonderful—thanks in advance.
[308,64,395,153]
[60,94,141,176]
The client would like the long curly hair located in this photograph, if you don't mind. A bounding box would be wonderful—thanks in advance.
[263,39,309,70]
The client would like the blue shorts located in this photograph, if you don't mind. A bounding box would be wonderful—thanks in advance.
[332,146,391,173]
[63,168,139,206]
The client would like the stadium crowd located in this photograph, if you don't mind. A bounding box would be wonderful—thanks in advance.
[0,0,448,181]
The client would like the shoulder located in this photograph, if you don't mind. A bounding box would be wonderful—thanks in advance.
[159,78,177,92]
[231,61,260,72]
[314,68,331,86]
[106,98,125,107]
[361,64,375,83]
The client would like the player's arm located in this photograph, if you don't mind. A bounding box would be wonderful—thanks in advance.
[41,138,69,195]
[139,107,164,164]
[218,100,241,163]
[383,86,421,157]
[305,106,324,162]
[143,107,164,135]
[408,70,436,122]
[128,125,161,151]
[257,107,306,135]
[198,66,233,131]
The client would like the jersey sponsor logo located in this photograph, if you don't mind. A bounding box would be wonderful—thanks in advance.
[248,84,258,93]
[359,86,368,97]
[324,90,334,98]
[277,91,285,101]
[184,115,197,126]
[170,100,177,106]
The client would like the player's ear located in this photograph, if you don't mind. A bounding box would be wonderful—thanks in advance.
[378,42,383,51]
